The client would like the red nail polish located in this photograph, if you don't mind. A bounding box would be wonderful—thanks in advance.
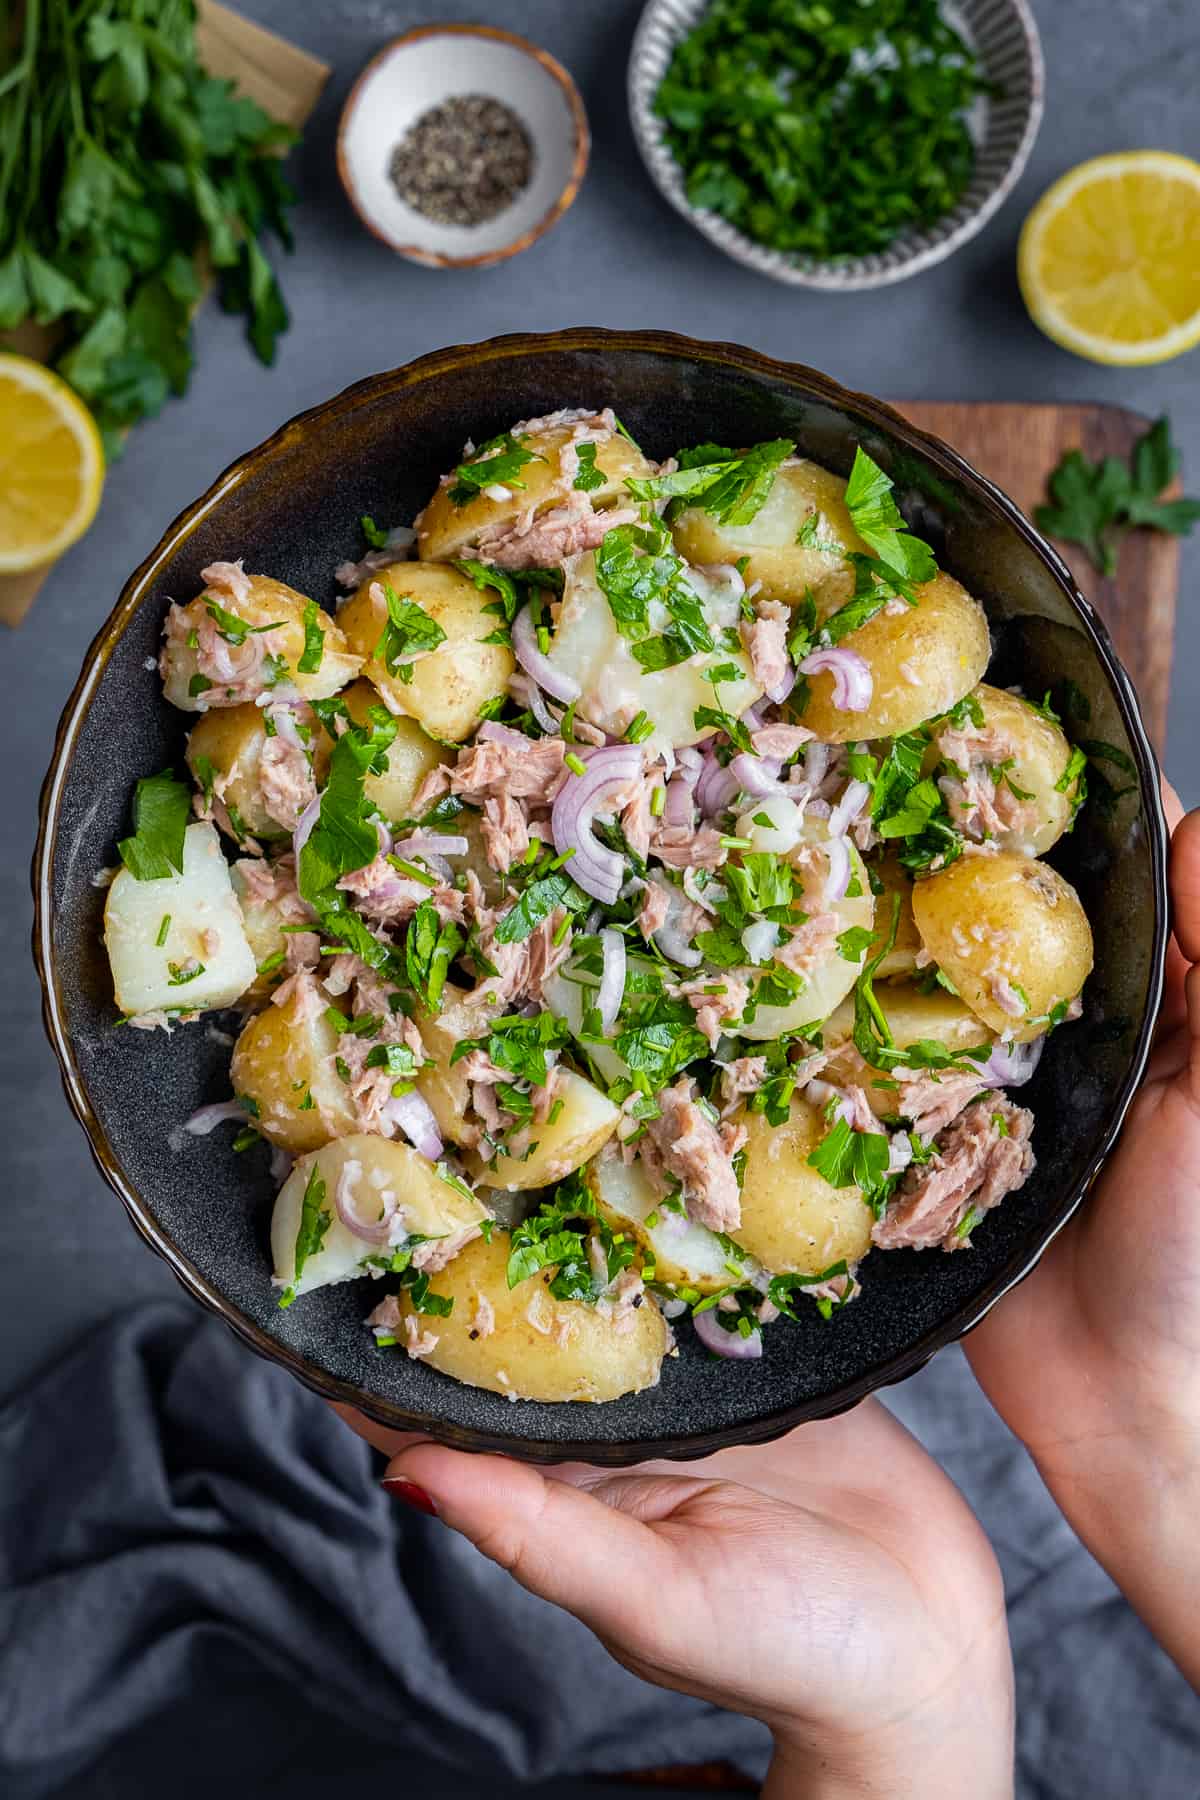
[381,1476,438,1515]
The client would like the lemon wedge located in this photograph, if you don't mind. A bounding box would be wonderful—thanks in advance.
[0,353,105,573]
[1018,152,1200,366]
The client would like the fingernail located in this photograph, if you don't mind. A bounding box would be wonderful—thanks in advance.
[381,1476,438,1515]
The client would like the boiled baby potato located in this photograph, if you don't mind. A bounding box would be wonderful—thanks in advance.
[186,703,329,841]
[735,1094,874,1276]
[911,851,1093,1042]
[588,1150,743,1295]
[337,562,514,743]
[340,678,453,820]
[162,573,359,712]
[415,414,655,563]
[465,1069,621,1191]
[671,458,868,605]
[105,821,256,1018]
[822,984,995,1119]
[543,550,760,752]
[271,1133,489,1300]
[413,983,486,1150]
[929,682,1082,856]
[866,852,922,980]
[231,983,356,1154]
[731,821,876,1040]
[399,1231,668,1402]
[800,572,990,744]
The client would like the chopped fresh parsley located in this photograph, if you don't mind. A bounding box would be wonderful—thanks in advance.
[166,959,203,986]
[374,582,446,677]
[448,433,543,506]
[118,769,191,881]
[808,1116,894,1216]
[615,1000,709,1095]
[278,1164,330,1306]
[297,600,325,674]
[203,598,284,646]
[454,559,521,622]
[573,442,606,491]
[836,925,875,962]
[495,869,591,944]
[405,901,463,1014]
[843,448,938,584]
[360,515,389,549]
[626,437,794,527]
[768,1260,850,1322]
[594,512,715,668]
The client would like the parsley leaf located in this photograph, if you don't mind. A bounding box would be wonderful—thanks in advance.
[118,768,191,881]
[405,901,463,1013]
[594,513,715,666]
[495,870,591,943]
[843,448,937,582]
[808,1117,893,1216]
[626,438,794,526]
[448,433,542,506]
[615,1001,708,1093]
[454,559,521,622]
[296,600,325,674]
[283,1163,330,1302]
[360,515,389,549]
[1035,417,1200,575]
[573,442,606,491]
[374,582,446,676]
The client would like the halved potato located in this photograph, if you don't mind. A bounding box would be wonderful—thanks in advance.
[341,679,453,821]
[230,982,356,1154]
[929,682,1082,856]
[822,983,996,1120]
[162,574,359,712]
[413,983,488,1150]
[589,1150,750,1294]
[105,821,256,1018]
[415,415,656,563]
[465,1069,621,1191]
[543,550,761,751]
[271,1133,489,1299]
[735,1095,874,1276]
[911,851,1093,1041]
[337,562,514,742]
[398,1230,668,1401]
[671,458,868,605]
[799,571,990,744]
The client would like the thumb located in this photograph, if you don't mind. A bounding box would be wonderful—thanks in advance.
[382,1443,674,1641]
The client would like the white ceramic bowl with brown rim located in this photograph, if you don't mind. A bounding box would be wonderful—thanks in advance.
[337,24,589,269]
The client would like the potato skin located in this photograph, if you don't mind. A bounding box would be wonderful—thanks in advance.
[231,985,357,1153]
[400,1232,668,1402]
[162,575,359,712]
[930,682,1081,856]
[337,562,514,743]
[671,459,869,605]
[340,678,452,820]
[799,571,990,744]
[588,1151,736,1294]
[186,703,330,841]
[464,1070,621,1191]
[911,851,1093,1041]
[735,1095,874,1276]
[415,420,655,563]
[822,984,995,1119]
[272,1133,489,1298]
[866,851,922,980]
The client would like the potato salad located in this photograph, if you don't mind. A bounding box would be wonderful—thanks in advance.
[103,408,1095,1403]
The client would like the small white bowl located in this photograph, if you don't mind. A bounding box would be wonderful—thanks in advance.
[628,0,1044,291]
[338,25,589,269]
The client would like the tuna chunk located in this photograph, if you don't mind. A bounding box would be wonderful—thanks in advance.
[872,1095,1034,1253]
[742,600,790,696]
[895,1068,987,1138]
[642,1079,744,1234]
[477,496,637,571]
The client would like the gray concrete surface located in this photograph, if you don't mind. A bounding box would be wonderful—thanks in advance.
[2,0,1197,1394]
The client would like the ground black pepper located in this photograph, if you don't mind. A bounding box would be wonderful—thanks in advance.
[388,94,535,227]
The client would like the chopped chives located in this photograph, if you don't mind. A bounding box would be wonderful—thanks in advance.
[391,1080,415,1098]
[155,914,171,947]
[719,834,751,849]
[257,950,286,975]
[625,711,654,744]
[552,914,572,946]
[537,626,551,655]
[564,751,587,778]
[524,837,541,864]
[388,855,438,888]
[650,785,666,818]
[546,846,576,869]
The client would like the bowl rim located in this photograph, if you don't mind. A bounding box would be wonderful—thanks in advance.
[626,0,1046,291]
[32,327,1169,1464]
[335,24,590,270]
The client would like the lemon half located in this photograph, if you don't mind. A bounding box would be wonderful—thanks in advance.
[1018,152,1200,367]
[0,353,105,573]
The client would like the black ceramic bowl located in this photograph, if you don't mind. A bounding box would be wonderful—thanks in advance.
[34,329,1169,1464]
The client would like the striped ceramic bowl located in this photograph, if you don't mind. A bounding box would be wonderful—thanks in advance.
[628,0,1044,290]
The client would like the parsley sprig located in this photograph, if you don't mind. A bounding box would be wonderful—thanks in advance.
[1035,418,1200,576]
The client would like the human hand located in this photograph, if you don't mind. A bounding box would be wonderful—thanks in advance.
[964,789,1200,1685]
[334,1398,1013,1798]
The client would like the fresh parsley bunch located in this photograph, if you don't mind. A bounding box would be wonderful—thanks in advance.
[0,0,299,454]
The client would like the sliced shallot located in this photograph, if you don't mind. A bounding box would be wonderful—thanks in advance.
[512,605,582,704]
[597,928,627,1033]
[798,647,873,712]
[550,744,643,905]
[693,1307,763,1361]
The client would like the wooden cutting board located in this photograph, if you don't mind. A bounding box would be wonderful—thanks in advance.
[897,401,1177,752]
